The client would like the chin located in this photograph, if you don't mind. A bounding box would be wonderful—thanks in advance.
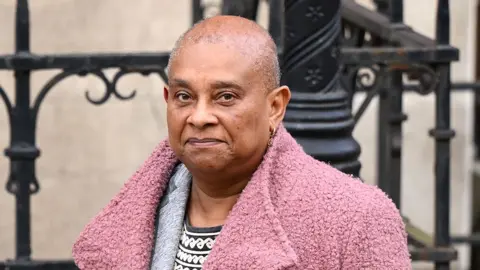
[181,154,229,172]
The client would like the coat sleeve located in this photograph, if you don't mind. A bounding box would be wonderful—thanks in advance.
[342,189,411,269]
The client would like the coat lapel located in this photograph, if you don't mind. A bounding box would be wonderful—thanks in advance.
[202,125,299,270]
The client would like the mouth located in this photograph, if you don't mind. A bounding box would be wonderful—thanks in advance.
[186,137,224,147]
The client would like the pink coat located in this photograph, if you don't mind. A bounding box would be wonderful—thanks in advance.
[72,125,411,269]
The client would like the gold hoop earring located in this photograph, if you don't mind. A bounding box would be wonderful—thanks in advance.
[268,127,276,147]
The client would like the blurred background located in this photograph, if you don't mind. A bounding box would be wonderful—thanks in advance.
[0,0,478,269]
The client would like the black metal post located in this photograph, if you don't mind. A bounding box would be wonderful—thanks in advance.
[374,0,390,196]
[373,0,389,14]
[476,10,480,160]
[475,86,480,159]
[375,0,405,209]
[268,0,284,57]
[221,0,260,21]
[387,0,406,211]
[377,69,393,197]
[192,0,204,25]
[4,0,39,261]
[431,0,454,269]
[282,0,361,176]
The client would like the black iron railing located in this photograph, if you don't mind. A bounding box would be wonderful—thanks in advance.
[0,0,473,269]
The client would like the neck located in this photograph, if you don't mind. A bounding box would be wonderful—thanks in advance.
[187,174,250,228]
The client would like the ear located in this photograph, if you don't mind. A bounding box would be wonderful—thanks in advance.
[267,85,291,128]
[163,86,169,102]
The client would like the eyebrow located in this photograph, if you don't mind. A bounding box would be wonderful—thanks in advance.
[169,78,190,88]
[210,80,243,90]
[169,78,243,90]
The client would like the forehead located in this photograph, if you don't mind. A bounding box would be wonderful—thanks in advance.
[168,42,260,86]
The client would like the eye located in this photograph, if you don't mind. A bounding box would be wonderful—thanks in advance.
[175,92,192,102]
[218,93,235,102]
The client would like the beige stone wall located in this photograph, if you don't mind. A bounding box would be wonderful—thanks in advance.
[0,0,477,269]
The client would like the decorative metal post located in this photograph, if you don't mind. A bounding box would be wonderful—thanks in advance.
[374,0,405,210]
[4,0,39,261]
[432,0,454,269]
[192,0,204,24]
[221,0,260,21]
[282,0,361,176]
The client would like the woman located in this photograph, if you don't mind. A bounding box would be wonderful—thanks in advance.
[72,16,410,270]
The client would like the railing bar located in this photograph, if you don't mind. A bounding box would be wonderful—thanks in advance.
[191,0,203,25]
[451,234,480,246]
[341,0,435,47]
[433,0,452,269]
[268,0,284,58]
[451,82,480,89]
[390,0,403,23]
[13,0,33,260]
[387,0,404,210]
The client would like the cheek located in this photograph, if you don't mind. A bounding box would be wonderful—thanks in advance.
[166,108,175,131]
[230,109,267,146]
[166,108,186,140]
[238,104,269,128]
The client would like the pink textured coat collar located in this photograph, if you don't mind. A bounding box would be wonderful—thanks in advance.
[73,125,299,269]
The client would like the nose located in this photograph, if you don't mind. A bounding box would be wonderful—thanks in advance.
[186,100,218,129]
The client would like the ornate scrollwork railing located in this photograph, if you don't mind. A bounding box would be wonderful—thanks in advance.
[30,67,168,121]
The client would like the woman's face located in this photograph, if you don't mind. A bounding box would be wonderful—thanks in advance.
[165,41,274,175]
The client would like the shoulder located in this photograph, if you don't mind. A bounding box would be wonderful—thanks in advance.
[277,151,401,228]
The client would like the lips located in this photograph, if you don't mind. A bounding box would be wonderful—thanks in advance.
[186,138,224,144]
